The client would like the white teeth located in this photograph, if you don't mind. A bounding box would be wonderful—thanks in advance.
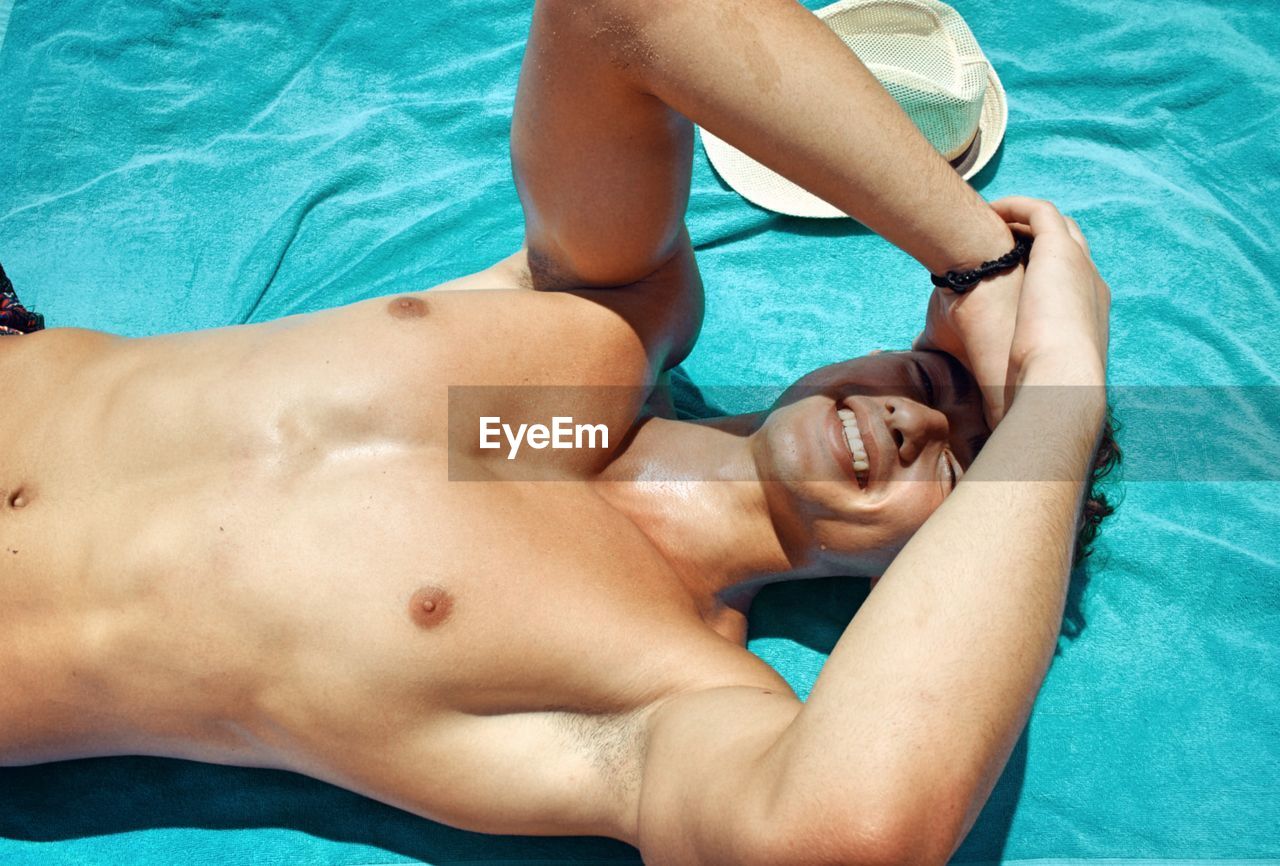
[842,427,867,461]
[838,403,871,486]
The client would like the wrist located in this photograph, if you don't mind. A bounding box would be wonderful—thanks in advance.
[930,236,1030,294]
[1014,354,1107,434]
[983,382,1106,486]
[927,208,1015,275]
[1018,349,1105,388]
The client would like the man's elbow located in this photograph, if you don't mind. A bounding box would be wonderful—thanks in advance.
[751,799,962,866]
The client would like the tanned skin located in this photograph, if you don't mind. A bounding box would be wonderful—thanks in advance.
[0,2,1110,864]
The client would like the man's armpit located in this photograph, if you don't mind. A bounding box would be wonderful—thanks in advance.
[525,244,583,292]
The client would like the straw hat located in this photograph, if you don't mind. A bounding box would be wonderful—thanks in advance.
[700,0,1007,218]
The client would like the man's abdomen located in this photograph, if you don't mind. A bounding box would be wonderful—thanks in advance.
[0,313,453,764]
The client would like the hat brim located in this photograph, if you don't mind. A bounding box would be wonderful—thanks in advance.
[700,63,1008,219]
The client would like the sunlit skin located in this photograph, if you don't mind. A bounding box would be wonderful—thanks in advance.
[756,350,989,568]
[0,269,988,846]
[0,0,1110,861]
[581,349,990,613]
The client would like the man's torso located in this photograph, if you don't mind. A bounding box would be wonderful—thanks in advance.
[0,254,788,841]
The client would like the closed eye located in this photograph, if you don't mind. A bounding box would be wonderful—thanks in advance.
[913,358,937,406]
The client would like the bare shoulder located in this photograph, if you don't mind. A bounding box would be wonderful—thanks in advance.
[632,682,804,860]
[421,237,702,377]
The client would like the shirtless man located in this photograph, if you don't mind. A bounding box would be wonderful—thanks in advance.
[0,1,1112,863]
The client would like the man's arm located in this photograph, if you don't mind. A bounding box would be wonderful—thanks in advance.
[637,200,1110,865]
[516,0,1021,416]
[518,0,1011,283]
[617,0,1013,274]
[759,199,1110,862]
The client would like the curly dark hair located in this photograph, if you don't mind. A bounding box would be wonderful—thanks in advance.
[1073,408,1121,564]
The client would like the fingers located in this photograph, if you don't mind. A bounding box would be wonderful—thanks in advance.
[991,197,1096,259]
[1063,216,1090,255]
[989,196,1070,238]
[969,349,1011,427]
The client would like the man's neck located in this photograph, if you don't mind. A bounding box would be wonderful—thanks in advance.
[593,415,807,613]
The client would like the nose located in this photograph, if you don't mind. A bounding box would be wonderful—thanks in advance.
[881,397,949,464]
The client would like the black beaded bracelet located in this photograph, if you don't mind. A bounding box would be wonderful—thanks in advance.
[930,233,1033,294]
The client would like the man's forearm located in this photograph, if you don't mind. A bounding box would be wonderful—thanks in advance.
[763,378,1106,861]
[592,0,1012,272]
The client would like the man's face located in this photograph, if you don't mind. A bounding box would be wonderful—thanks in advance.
[753,351,989,568]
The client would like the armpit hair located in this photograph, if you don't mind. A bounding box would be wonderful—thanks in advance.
[550,707,648,801]
[524,246,581,292]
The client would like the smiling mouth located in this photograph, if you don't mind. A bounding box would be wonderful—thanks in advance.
[835,406,870,488]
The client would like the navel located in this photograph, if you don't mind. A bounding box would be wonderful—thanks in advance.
[387,296,428,319]
[6,486,30,509]
[408,584,454,629]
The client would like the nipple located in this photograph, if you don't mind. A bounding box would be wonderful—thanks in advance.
[387,296,428,319]
[409,584,454,628]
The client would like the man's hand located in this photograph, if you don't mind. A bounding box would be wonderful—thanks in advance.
[914,194,1106,426]
[999,196,1110,413]
[914,258,1024,427]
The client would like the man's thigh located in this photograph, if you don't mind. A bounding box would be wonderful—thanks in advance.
[511,0,693,289]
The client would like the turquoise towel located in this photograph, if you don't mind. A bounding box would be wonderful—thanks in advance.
[1,0,1277,863]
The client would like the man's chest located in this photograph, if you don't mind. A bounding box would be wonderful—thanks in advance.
[236,476,753,721]
[237,479,778,838]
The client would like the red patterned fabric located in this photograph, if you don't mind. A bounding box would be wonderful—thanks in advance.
[0,263,45,335]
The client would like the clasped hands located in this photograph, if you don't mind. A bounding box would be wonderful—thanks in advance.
[914,196,1111,429]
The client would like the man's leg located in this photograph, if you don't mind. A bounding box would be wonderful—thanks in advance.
[512,2,694,290]
[515,0,1012,288]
